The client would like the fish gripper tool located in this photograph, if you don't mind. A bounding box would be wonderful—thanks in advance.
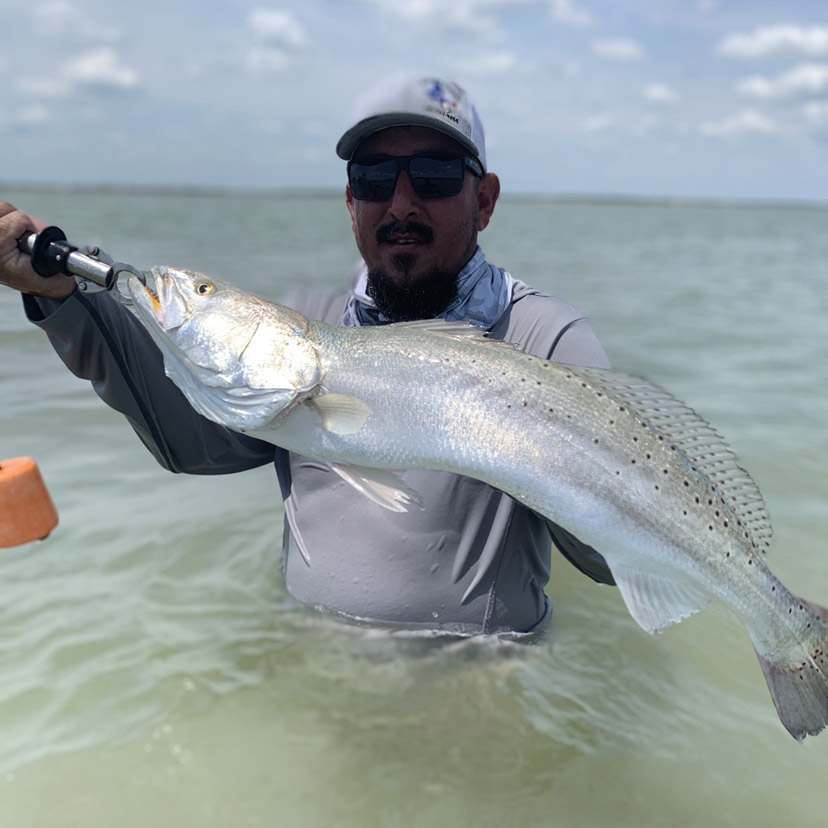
[18,226,145,291]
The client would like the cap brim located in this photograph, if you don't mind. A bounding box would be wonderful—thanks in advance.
[336,113,483,166]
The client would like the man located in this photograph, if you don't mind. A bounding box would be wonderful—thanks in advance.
[0,75,614,635]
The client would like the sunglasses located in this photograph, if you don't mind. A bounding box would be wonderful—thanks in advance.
[348,152,484,201]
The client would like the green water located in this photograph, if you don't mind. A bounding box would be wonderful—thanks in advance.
[0,188,826,827]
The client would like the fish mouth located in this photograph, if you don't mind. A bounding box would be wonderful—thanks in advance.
[127,267,185,332]
[144,282,162,313]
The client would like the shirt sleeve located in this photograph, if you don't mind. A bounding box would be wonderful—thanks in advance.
[22,291,276,475]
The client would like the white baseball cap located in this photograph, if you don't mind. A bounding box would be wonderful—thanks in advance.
[336,74,487,171]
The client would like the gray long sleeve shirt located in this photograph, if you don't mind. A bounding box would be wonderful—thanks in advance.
[23,270,614,635]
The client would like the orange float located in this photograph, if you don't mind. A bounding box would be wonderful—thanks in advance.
[0,457,59,548]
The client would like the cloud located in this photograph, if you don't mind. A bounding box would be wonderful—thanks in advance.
[455,51,517,76]
[645,83,679,105]
[33,0,121,42]
[359,0,502,38]
[700,108,777,137]
[14,77,67,98]
[360,0,593,39]
[246,8,307,73]
[718,25,828,60]
[11,105,51,130]
[736,63,828,100]
[248,7,307,49]
[583,113,612,132]
[591,38,646,61]
[803,100,828,126]
[549,0,594,28]
[64,48,140,91]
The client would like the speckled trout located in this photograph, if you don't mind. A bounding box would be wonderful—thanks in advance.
[128,266,828,741]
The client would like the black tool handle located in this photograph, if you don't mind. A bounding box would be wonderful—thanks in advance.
[17,227,115,289]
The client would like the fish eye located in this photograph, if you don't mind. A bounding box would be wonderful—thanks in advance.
[195,281,215,296]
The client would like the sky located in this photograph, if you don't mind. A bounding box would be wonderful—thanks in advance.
[1,0,827,201]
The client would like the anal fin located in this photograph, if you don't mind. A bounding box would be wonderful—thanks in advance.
[612,564,712,634]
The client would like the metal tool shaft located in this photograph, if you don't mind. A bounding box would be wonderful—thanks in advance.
[18,227,115,289]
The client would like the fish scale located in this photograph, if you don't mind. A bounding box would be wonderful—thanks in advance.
[128,266,828,741]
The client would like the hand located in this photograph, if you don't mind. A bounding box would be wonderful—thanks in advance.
[0,202,76,300]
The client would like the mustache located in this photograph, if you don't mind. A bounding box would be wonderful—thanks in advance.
[376,221,434,245]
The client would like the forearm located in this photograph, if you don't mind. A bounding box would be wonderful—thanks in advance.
[23,290,276,474]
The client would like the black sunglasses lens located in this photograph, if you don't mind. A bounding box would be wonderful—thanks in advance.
[349,155,469,201]
[409,156,465,198]
[349,159,399,201]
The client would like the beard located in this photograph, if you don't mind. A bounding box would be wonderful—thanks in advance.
[366,263,459,322]
[365,220,459,322]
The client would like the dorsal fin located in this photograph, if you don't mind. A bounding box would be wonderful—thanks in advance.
[388,318,521,349]
[388,318,486,338]
[563,365,773,550]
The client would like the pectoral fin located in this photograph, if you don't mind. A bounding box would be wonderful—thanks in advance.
[327,463,424,512]
[309,393,371,435]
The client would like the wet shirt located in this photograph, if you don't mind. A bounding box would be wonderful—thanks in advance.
[277,257,614,634]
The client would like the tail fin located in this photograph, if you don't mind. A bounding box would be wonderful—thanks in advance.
[756,598,828,741]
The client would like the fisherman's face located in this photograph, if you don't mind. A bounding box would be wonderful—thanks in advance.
[346,126,499,319]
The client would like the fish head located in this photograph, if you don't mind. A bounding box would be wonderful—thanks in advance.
[127,267,322,430]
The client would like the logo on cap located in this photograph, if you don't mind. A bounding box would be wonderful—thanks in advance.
[427,81,459,110]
